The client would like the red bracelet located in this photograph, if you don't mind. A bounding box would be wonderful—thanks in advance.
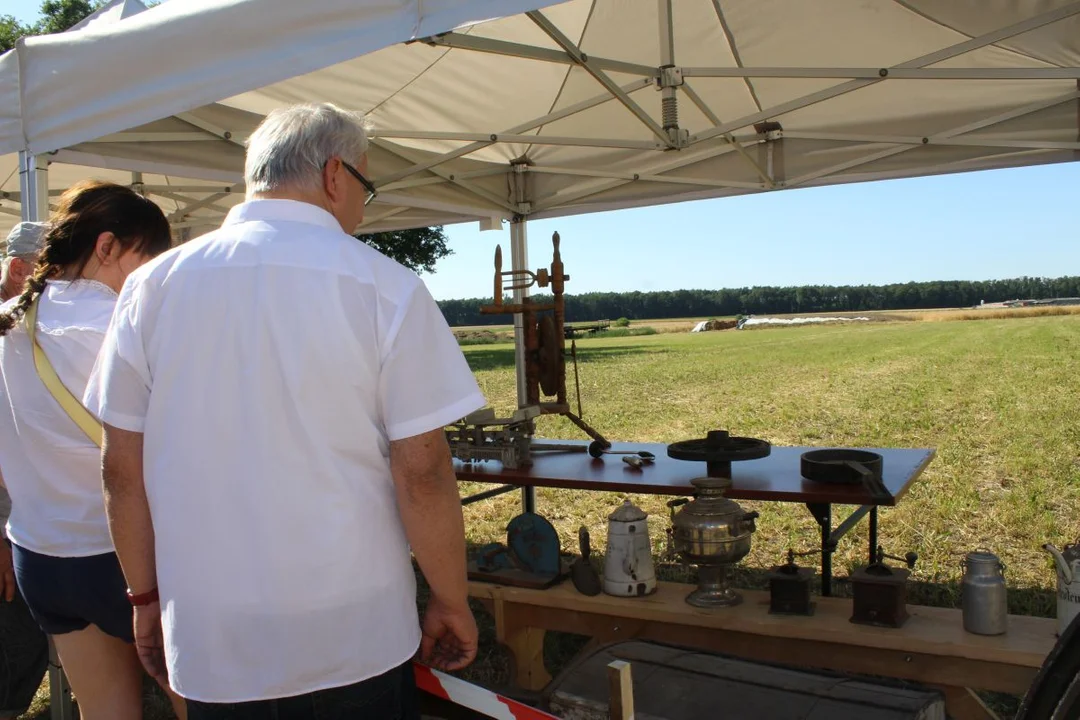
[126,587,159,606]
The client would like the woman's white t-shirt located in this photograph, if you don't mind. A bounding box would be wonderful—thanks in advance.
[0,279,117,556]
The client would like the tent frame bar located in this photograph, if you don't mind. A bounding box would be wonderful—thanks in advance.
[681,67,1080,80]
[527,10,675,147]
[689,1,1080,147]
[788,90,1080,186]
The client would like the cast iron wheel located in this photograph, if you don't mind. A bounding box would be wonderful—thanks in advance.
[667,430,771,479]
[1016,612,1080,720]
[667,430,771,463]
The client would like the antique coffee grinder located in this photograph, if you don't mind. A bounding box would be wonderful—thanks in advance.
[850,545,919,628]
[768,549,819,616]
[665,430,770,608]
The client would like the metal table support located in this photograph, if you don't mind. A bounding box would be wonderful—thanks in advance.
[806,503,879,597]
[460,484,519,506]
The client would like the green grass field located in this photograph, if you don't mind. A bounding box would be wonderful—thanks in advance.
[22,314,1080,718]
[454,314,1080,712]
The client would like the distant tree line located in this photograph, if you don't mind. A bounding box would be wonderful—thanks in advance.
[437,276,1080,326]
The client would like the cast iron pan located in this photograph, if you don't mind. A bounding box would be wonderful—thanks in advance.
[800,449,892,503]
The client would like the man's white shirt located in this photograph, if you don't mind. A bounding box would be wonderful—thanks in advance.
[84,199,485,703]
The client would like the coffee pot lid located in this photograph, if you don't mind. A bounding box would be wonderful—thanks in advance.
[609,499,647,522]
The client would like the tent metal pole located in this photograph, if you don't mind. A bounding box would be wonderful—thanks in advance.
[509,216,534,514]
[18,152,49,222]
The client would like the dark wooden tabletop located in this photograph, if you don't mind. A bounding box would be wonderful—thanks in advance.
[455,440,935,506]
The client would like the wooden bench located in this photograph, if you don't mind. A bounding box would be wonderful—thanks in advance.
[469,580,1056,720]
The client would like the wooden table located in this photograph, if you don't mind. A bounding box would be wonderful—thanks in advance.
[470,579,1055,720]
[458,441,936,595]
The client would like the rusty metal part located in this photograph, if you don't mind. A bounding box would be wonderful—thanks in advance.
[588,441,655,461]
[537,314,561,396]
[473,231,608,449]
[570,338,583,418]
[667,429,771,479]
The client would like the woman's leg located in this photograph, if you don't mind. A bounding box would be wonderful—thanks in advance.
[51,624,143,720]
[165,685,188,719]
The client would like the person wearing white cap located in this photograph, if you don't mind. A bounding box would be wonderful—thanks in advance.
[0,221,49,718]
[1,222,48,303]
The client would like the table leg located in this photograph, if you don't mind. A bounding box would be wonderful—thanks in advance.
[869,506,879,563]
[932,685,1000,720]
[492,588,550,691]
[523,486,536,514]
[806,503,833,597]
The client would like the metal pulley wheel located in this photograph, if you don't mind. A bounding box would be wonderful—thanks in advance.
[667,429,771,478]
[536,314,561,396]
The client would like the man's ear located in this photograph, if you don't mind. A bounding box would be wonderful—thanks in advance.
[9,257,34,282]
[323,157,346,206]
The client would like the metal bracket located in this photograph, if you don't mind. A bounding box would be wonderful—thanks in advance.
[805,502,836,551]
[656,66,684,89]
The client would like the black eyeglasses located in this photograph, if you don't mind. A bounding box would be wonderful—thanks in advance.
[337,159,378,206]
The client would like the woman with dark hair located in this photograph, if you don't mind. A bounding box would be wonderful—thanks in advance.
[0,180,184,719]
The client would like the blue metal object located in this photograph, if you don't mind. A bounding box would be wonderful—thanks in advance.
[475,542,514,572]
[507,512,561,577]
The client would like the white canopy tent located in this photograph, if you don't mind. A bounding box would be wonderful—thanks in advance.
[4,0,1077,406]
[2,0,1078,242]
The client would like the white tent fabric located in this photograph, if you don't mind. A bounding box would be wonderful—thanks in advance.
[1,0,1079,241]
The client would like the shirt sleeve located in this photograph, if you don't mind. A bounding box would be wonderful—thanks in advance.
[379,281,486,441]
[83,280,153,433]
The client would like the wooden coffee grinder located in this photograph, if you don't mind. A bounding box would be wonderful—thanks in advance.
[850,545,919,628]
[767,549,818,616]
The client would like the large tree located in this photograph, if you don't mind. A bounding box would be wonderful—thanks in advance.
[356,226,453,275]
[1,0,104,51]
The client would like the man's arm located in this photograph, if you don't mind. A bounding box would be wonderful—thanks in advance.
[101,424,156,594]
[390,427,476,671]
[102,423,169,686]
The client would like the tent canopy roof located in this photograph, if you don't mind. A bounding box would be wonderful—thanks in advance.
[2,0,1078,238]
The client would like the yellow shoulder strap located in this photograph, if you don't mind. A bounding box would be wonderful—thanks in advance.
[24,296,103,448]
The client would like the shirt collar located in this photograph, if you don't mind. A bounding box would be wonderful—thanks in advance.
[224,199,345,233]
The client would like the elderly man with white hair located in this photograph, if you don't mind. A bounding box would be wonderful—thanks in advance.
[84,103,486,719]
[1,222,48,302]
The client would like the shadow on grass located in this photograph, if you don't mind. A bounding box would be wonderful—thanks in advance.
[463,344,668,373]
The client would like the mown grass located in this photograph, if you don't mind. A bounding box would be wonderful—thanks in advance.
[23,315,1080,718]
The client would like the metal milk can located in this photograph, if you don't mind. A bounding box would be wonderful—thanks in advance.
[961,551,1007,636]
[1044,540,1080,635]
[602,500,657,597]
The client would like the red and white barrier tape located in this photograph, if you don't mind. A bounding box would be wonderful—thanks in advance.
[413,663,559,720]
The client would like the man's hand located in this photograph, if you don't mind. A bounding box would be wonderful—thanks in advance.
[420,595,478,671]
[133,601,169,688]
[0,543,14,602]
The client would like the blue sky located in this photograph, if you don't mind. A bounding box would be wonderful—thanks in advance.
[426,163,1080,300]
[9,0,1079,300]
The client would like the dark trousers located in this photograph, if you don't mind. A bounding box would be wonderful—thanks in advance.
[186,661,420,720]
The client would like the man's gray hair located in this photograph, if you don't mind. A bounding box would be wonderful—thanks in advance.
[244,103,371,196]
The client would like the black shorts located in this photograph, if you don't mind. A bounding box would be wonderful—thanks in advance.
[11,544,134,644]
